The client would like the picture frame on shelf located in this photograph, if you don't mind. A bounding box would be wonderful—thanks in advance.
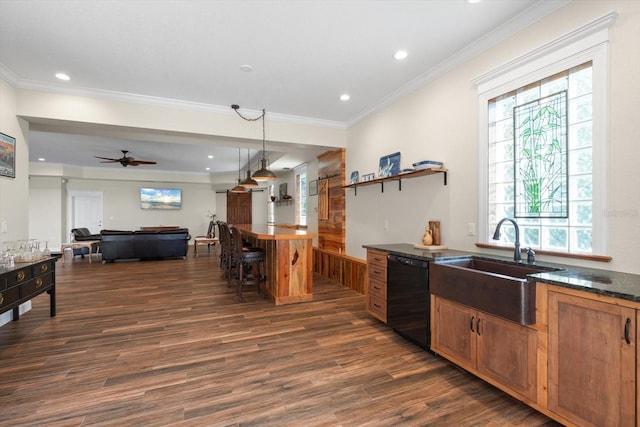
[378,152,401,178]
[279,183,288,200]
[362,173,375,182]
[350,171,359,184]
[0,132,16,178]
[308,179,318,196]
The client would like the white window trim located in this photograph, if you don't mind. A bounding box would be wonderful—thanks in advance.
[473,11,617,254]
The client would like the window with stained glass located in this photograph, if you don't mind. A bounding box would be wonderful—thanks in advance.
[487,62,593,253]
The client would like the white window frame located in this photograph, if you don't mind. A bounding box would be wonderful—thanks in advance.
[473,12,616,255]
[294,164,308,226]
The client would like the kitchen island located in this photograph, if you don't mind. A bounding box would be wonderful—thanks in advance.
[234,224,315,305]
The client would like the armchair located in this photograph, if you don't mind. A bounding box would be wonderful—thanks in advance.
[71,228,101,257]
[194,221,219,257]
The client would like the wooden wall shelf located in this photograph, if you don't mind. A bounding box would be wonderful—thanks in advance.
[343,168,448,195]
[271,199,293,206]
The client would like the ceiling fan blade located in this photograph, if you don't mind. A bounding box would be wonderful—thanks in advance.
[94,156,120,162]
[129,160,157,165]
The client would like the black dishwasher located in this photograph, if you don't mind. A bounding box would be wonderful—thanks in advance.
[386,254,431,351]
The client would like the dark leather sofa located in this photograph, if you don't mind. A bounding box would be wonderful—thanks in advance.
[100,228,190,262]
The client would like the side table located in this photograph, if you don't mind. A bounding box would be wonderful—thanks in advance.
[60,240,100,264]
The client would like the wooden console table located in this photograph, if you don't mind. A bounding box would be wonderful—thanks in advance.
[234,224,316,305]
[140,226,180,231]
[60,240,100,264]
[0,257,57,321]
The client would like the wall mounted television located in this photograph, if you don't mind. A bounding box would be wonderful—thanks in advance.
[140,187,182,210]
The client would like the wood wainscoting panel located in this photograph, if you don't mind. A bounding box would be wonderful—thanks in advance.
[313,247,367,294]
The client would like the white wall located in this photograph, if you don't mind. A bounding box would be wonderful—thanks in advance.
[0,79,31,325]
[27,175,223,248]
[346,1,640,274]
[28,177,64,247]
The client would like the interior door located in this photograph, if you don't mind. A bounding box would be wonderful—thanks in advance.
[227,191,252,225]
[68,191,104,236]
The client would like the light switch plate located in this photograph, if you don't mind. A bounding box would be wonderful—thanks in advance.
[467,222,476,236]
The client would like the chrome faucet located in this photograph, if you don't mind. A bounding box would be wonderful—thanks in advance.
[492,218,521,262]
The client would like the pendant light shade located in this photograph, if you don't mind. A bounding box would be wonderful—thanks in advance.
[231,181,247,193]
[231,105,276,181]
[252,157,277,181]
[240,149,259,188]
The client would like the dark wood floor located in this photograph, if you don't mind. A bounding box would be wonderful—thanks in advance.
[0,251,561,426]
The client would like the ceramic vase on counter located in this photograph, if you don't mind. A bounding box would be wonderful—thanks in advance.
[429,221,441,246]
[421,228,433,246]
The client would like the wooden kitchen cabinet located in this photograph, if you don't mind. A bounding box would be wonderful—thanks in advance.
[432,296,537,401]
[366,249,387,322]
[548,290,636,427]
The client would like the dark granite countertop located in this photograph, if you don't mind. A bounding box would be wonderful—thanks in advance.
[364,243,640,303]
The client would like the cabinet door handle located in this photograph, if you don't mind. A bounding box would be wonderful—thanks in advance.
[624,318,631,344]
[476,318,481,336]
[470,316,475,333]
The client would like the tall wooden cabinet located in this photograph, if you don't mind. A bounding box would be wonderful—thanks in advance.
[432,296,537,401]
[366,249,387,323]
[548,290,636,427]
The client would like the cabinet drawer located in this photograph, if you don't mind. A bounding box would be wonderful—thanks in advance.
[368,264,387,282]
[20,273,54,299]
[367,294,387,322]
[32,260,54,276]
[0,287,20,311]
[7,267,32,287]
[367,250,387,269]
[368,277,387,299]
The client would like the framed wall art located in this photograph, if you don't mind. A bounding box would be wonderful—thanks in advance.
[378,152,401,178]
[0,132,16,178]
[308,179,318,196]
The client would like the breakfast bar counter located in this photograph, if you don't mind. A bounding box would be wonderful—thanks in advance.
[234,224,315,305]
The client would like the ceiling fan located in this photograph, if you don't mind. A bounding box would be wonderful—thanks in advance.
[94,150,157,167]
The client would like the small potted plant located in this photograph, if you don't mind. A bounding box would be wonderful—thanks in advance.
[206,211,217,237]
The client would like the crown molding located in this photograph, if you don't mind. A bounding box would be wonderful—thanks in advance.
[345,0,572,127]
[1,69,346,130]
[472,9,618,89]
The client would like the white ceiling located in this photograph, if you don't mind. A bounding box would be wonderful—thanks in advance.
[0,0,568,176]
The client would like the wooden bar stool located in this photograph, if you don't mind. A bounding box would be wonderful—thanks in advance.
[230,226,265,301]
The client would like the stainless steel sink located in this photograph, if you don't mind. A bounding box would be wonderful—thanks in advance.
[430,257,562,325]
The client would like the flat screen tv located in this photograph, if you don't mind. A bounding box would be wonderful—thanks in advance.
[140,187,182,210]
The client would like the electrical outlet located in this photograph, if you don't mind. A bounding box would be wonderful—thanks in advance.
[384,219,389,230]
[1,221,7,233]
[467,222,476,236]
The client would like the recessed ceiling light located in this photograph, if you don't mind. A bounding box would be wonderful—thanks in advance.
[55,73,70,81]
[38,158,46,162]
[467,0,482,3]
[393,50,408,61]
[239,64,253,72]
[205,167,210,171]
[208,155,214,159]
[340,94,350,101]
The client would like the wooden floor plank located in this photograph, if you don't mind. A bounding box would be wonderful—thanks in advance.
[0,252,560,426]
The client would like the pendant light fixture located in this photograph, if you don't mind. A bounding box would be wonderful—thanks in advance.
[231,104,276,181]
[239,148,259,188]
[231,148,247,193]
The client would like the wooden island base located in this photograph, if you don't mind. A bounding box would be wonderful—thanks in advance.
[234,224,315,305]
